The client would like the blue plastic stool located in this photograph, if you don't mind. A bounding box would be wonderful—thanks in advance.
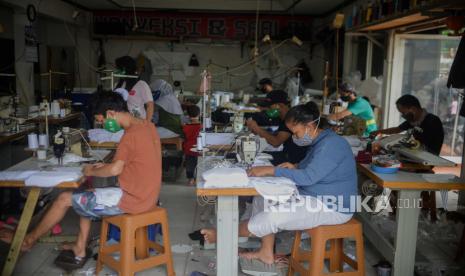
[108,223,162,242]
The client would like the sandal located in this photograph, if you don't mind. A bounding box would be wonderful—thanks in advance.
[54,248,92,271]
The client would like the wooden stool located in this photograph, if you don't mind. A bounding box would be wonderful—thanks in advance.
[287,218,365,276]
[96,208,175,276]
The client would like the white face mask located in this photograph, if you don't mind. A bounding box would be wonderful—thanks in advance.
[291,117,320,147]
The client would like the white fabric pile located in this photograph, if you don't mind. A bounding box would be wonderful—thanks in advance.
[202,167,249,188]
[88,129,124,143]
[47,153,95,165]
[0,167,83,188]
[250,177,298,203]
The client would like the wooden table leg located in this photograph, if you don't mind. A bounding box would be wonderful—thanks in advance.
[2,187,40,276]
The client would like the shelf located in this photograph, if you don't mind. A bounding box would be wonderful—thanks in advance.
[347,0,465,33]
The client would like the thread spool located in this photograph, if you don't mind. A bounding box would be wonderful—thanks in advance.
[214,94,221,107]
[196,136,203,151]
[323,104,331,115]
[51,101,60,117]
[243,94,250,104]
[221,94,231,105]
[200,132,206,147]
[28,133,39,149]
[205,117,212,129]
[37,149,47,160]
[39,134,49,148]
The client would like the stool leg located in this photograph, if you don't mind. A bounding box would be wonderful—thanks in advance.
[161,212,175,276]
[355,230,365,274]
[135,226,149,259]
[329,239,343,273]
[96,219,109,275]
[120,225,135,276]
[309,234,326,276]
[287,231,302,276]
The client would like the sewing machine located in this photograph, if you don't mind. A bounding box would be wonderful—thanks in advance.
[62,128,89,157]
[235,134,258,165]
[377,131,455,167]
[233,113,244,133]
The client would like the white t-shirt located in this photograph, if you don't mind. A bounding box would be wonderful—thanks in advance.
[122,80,153,119]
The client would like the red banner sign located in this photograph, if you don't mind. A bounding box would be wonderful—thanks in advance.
[93,11,312,40]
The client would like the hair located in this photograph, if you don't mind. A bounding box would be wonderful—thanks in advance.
[259,78,272,86]
[396,94,422,109]
[284,101,328,129]
[91,91,129,116]
[187,105,200,118]
[114,56,139,91]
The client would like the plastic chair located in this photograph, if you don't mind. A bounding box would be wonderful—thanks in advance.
[287,218,365,275]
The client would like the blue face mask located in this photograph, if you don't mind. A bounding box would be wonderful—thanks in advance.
[292,117,320,147]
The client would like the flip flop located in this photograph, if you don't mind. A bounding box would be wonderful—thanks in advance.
[239,257,278,276]
[54,248,92,271]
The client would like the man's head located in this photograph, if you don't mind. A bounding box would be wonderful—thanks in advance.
[92,91,129,131]
[187,105,200,119]
[258,78,273,93]
[115,56,137,75]
[339,82,357,102]
[396,94,422,123]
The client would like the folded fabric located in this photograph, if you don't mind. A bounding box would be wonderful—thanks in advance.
[48,153,94,165]
[95,187,122,207]
[252,159,273,167]
[25,171,82,187]
[202,167,249,188]
[0,171,40,181]
[250,177,298,203]
[88,129,124,143]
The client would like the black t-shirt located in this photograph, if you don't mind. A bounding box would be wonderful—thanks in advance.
[276,121,309,164]
[265,90,289,106]
[398,113,444,155]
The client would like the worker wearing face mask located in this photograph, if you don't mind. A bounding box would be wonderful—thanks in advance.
[327,82,377,137]
[257,78,289,109]
[370,94,444,155]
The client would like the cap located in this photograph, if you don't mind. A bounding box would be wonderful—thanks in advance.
[339,82,355,93]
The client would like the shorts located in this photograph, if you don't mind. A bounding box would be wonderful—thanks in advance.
[245,196,353,237]
[71,188,124,220]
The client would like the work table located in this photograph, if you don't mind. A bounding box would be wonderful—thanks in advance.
[0,127,37,145]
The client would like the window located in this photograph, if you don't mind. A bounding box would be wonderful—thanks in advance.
[390,34,462,159]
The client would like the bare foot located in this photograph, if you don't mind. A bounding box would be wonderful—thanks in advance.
[200,228,217,243]
[0,229,34,251]
[187,179,196,186]
[239,249,275,265]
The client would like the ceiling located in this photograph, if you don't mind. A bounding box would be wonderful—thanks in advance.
[63,0,348,16]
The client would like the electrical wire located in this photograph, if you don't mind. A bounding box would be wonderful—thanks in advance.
[210,38,294,77]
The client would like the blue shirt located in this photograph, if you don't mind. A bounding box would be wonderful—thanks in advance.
[275,129,357,213]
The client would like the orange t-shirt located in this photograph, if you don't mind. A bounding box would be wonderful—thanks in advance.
[113,120,161,214]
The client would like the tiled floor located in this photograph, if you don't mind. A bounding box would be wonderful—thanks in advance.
[1,177,464,275]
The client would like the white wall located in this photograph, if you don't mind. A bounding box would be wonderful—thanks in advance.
[99,37,323,94]
[37,16,95,88]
